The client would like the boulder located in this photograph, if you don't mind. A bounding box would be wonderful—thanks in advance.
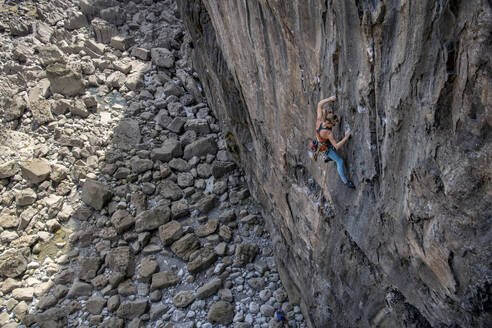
[30,100,55,125]
[151,271,180,290]
[105,246,134,277]
[113,119,141,150]
[171,200,190,218]
[151,48,175,68]
[78,257,101,282]
[111,210,134,234]
[187,248,218,274]
[20,159,51,184]
[171,233,201,260]
[138,258,159,281]
[195,194,217,214]
[91,18,117,44]
[131,47,150,61]
[66,11,88,30]
[159,180,183,201]
[111,35,135,51]
[173,290,195,308]
[2,94,27,121]
[196,219,219,237]
[0,161,19,179]
[135,205,171,232]
[0,214,19,229]
[15,188,37,206]
[81,180,112,210]
[184,119,210,134]
[37,45,65,67]
[151,139,183,162]
[197,278,222,299]
[183,136,218,160]
[207,301,234,325]
[67,281,92,298]
[46,63,85,97]
[158,221,184,246]
[234,243,259,266]
[9,19,32,36]
[86,297,106,314]
[116,300,148,320]
[0,250,27,278]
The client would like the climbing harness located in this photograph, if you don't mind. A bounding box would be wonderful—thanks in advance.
[310,123,333,162]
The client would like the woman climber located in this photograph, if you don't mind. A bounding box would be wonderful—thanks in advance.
[315,95,355,189]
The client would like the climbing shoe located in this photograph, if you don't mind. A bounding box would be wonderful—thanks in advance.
[345,181,355,189]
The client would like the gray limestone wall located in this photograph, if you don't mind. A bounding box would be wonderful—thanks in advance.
[178,1,492,327]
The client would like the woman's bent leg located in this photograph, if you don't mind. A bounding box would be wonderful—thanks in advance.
[327,148,348,183]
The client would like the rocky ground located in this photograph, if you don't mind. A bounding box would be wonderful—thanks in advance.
[0,0,306,327]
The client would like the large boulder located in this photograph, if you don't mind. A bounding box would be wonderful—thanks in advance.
[20,159,51,184]
[183,136,218,160]
[0,250,27,278]
[46,63,85,97]
[170,234,201,261]
[135,205,171,232]
[113,119,141,150]
[151,48,175,68]
[81,180,112,210]
[0,161,19,179]
[151,139,183,162]
[207,301,234,325]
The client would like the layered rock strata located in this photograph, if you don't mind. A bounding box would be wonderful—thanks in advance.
[179,1,492,327]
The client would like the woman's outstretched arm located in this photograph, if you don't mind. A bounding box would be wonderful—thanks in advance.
[328,130,351,150]
[316,95,336,121]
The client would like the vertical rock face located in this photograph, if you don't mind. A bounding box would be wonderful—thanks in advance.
[179,1,491,327]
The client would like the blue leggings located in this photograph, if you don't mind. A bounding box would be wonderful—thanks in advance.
[324,147,348,183]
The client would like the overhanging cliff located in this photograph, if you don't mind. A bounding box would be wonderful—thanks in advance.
[178,1,492,327]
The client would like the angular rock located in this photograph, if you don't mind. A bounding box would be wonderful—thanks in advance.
[171,200,190,219]
[81,180,112,210]
[173,290,195,308]
[111,35,134,51]
[184,119,210,134]
[67,281,92,298]
[158,220,184,246]
[100,6,125,26]
[0,161,19,179]
[118,279,137,296]
[207,301,234,325]
[135,205,171,232]
[15,188,37,206]
[23,307,67,328]
[151,48,175,68]
[46,63,85,97]
[187,248,218,274]
[234,243,259,266]
[78,257,101,282]
[160,180,183,201]
[212,161,236,178]
[197,163,213,178]
[86,297,106,314]
[30,100,55,125]
[113,119,141,150]
[197,219,219,237]
[171,233,201,261]
[168,117,186,133]
[91,18,117,44]
[131,47,150,61]
[0,215,19,229]
[0,250,27,278]
[70,100,89,118]
[9,19,32,36]
[111,210,134,234]
[130,157,153,174]
[197,278,222,299]
[105,246,134,277]
[151,139,183,162]
[151,271,180,290]
[116,300,148,320]
[20,159,50,185]
[183,136,218,160]
[138,258,159,281]
[195,194,217,214]
[37,45,64,67]
[66,11,88,30]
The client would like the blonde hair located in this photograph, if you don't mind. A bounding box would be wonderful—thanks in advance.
[323,110,340,125]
